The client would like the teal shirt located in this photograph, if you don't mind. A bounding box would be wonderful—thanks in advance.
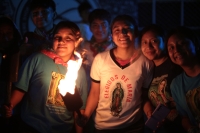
[171,72,200,126]
[15,52,87,133]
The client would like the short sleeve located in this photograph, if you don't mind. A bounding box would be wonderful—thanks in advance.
[142,60,154,89]
[90,53,102,82]
[170,79,187,116]
[14,54,38,92]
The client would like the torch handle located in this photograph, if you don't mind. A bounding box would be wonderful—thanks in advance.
[76,109,82,118]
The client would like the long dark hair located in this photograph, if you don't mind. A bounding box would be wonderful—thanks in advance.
[88,9,111,25]
[110,14,138,37]
[53,21,81,40]
[139,24,166,45]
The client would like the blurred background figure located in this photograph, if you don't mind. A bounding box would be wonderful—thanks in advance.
[0,16,21,132]
[80,8,114,93]
[20,0,57,62]
[78,8,114,133]
[77,1,93,43]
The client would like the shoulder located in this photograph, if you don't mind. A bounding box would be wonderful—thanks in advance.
[19,52,49,73]
[137,52,154,67]
[92,50,110,67]
[24,52,51,64]
[171,72,184,87]
[95,50,110,59]
[170,73,183,96]
[30,52,48,59]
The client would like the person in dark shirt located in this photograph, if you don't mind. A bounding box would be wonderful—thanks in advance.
[0,16,22,132]
[139,24,185,133]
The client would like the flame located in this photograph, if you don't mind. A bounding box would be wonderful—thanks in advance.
[58,51,82,96]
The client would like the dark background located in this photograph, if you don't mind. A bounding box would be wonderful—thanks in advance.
[1,0,200,35]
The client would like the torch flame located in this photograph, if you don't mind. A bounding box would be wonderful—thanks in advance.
[58,51,82,96]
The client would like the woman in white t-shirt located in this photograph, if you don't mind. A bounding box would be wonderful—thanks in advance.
[78,14,154,133]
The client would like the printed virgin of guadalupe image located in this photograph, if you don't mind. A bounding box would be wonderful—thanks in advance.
[186,87,200,127]
[111,82,124,116]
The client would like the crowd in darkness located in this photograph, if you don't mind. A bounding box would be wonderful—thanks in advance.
[0,0,200,133]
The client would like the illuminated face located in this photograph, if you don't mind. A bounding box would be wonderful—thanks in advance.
[167,34,196,67]
[53,28,78,62]
[90,19,109,42]
[111,20,136,48]
[141,30,165,60]
[0,24,14,48]
[31,7,55,30]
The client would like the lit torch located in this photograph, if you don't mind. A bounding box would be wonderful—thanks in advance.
[58,51,83,117]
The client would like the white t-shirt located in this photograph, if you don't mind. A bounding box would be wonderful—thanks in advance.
[82,41,114,67]
[90,49,154,130]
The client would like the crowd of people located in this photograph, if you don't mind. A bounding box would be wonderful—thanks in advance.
[0,0,199,133]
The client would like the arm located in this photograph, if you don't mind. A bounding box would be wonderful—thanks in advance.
[143,60,154,118]
[143,101,154,119]
[4,88,25,117]
[84,81,100,121]
[142,88,154,119]
[182,116,198,132]
[10,88,25,108]
[74,109,85,133]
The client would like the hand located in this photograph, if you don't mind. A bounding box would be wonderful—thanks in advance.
[77,37,83,46]
[146,110,153,119]
[75,37,83,51]
[2,104,13,118]
[75,114,88,127]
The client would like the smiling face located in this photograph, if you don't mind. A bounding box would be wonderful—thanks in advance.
[111,20,136,48]
[31,7,55,30]
[53,28,78,62]
[90,19,110,42]
[141,30,165,60]
[167,34,196,67]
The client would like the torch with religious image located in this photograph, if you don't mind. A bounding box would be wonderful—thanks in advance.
[58,51,83,117]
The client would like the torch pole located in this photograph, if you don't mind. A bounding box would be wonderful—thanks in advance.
[76,109,82,118]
